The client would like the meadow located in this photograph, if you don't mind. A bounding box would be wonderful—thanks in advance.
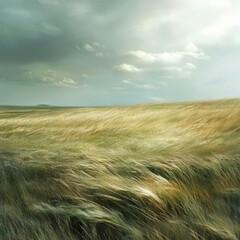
[0,99,239,240]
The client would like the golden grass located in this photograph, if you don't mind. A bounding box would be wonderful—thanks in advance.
[0,99,240,239]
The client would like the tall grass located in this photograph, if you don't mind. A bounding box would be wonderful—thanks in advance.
[0,99,240,239]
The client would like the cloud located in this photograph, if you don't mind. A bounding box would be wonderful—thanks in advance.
[199,11,240,41]
[84,44,96,52]
[198,0,231,7]
[123,42,207,79]
[41,69,77,87]
[30,69,77,87]
[122,79,131,84]
[41,69,57,83]
[127,43,208,63]
[91,42,105,49]
[0,64,78,88]
[113,64,143,73]
[83,42,105,57]
[118,64,195,81]
[0,0,239,105]
[0,1,77,64]
[54,79,77,87]
[185,42,200,53]
[55,78,77,87]
[127,51,183,63]
[185,63,197,71]
[184,43,209,59]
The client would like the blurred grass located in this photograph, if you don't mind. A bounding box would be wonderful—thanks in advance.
[0,99,240,239]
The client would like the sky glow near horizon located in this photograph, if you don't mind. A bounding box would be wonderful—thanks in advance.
[0,0,240,106]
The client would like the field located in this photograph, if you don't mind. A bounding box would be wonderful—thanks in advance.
[0,99,240,240]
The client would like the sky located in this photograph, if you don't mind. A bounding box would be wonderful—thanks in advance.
[0,0,240,106]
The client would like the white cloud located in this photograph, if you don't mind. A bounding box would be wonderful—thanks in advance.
[198,0,231,7]
[92,42,105,49]
[128,50,183,63]
[173,2,240,45]
[185,63,197,71]
[40,69,77,87]
[184,43,209,59]
[127,43,208,64]
[41,69,57,83]
[185,42,200,53]
[200,12,240,39]
[61,77,76,85]
[84,43,96,52]
[121,43,207,79]
[122,79,131,84]
[84,42,105,57]
[113,64,143,73]
[120,45,202,79]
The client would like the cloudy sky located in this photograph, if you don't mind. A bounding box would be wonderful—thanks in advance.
[0,0,240,106]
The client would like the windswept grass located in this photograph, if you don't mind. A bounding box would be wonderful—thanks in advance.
[0,99,240,239]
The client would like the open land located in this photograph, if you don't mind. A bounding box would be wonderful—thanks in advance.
[0,99,240,239]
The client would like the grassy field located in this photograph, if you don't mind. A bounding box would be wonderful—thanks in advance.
[0,99,240,240]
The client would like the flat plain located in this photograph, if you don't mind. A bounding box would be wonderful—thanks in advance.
[0,99,240,240]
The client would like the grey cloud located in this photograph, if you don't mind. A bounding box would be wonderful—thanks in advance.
[0,0,80,64]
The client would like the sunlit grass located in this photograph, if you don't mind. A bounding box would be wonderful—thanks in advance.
[0,99,240,239]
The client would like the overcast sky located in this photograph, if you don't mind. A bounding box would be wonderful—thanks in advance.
[0,0,240,106]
